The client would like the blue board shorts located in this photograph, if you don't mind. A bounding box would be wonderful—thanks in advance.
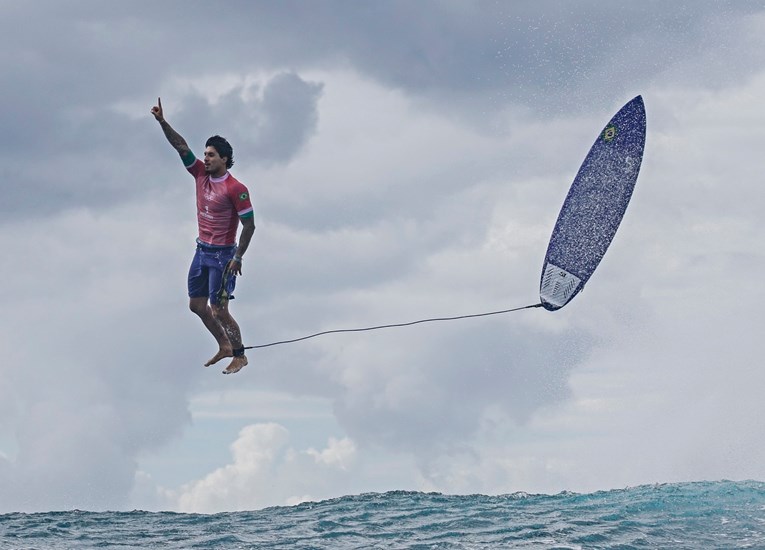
[188,242,237,305]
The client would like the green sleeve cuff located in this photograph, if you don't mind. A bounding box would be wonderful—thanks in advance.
[181,150,196,167]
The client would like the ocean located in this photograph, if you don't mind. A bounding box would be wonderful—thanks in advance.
[1,480,764,549]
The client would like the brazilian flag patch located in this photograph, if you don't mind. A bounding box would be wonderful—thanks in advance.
[602,125,617,142]
[239,192,249,201]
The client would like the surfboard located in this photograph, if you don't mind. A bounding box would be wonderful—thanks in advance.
[540,95,646,311]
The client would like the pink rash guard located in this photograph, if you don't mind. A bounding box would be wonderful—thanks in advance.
[185,156,254,246]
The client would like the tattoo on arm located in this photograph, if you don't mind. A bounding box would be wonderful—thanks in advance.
[159,119,191,156]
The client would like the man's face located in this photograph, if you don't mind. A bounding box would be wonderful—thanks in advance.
[203,146,228,176]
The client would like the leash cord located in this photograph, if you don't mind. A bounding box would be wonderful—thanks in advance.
[245,303,543,350]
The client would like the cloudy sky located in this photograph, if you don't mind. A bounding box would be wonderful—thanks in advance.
[1,0,764,513]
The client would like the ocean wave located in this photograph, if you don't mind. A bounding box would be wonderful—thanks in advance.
[1,480,764,549]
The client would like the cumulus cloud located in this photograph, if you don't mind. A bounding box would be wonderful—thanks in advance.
[164,424,357,513]
[174,423,290,512]
[306,436,356,469]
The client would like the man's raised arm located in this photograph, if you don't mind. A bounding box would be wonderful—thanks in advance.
[151,97,192,159]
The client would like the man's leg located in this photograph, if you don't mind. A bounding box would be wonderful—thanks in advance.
[189,297,233,366]
[211,302,248,374]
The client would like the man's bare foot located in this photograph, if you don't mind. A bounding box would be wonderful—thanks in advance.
[223,355,248,375]
[204,347,233,367]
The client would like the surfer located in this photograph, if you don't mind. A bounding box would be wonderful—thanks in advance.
[151,98,255,374]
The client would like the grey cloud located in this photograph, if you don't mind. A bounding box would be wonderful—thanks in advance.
[331,320,590,456]
[0,208,200,512]
[214,1,765,113]
[0,308,196,512]
[0,113,171,219]
[250,73,324,163]
[5,1,759,139]
[0,71,322,219]
[2,0,760,220]
[173,72,323,166]
[161,1,762,102]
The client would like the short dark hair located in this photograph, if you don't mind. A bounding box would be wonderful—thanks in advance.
[206,135,234,169]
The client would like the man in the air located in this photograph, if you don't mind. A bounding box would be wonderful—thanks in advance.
[151,98,255,374]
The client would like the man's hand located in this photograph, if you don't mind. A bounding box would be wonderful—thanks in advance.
[227,258,243,276]
[151,97,164,122]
